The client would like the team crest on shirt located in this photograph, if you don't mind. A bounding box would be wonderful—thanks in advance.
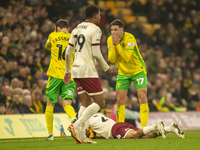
[117,82,121,88]
[127,42,134,47]
[97,31,101,38]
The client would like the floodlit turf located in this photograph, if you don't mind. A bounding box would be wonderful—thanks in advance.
[0,130,200,150]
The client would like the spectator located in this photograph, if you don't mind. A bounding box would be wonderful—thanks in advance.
[16,66,27,81]
[0,0,200,115]
[9,93,21,114]
[19,95,36,114]
[130,0,145,16]
[3,78,10,86]
[147,46,161,75]
[147,3,162,23]
[0,103,6,115]
[13,88,23,102]
[31,90,43,113]
[30,68,42,87]
[0,85,12,106]
[23,89,31,96]
[10,78,20,91]
[4,60,17,81]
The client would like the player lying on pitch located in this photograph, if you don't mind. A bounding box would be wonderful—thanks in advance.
[70,114,185,144]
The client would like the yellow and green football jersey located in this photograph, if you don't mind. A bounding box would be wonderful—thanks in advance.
[45,31,74,79]
[107,32,146,76]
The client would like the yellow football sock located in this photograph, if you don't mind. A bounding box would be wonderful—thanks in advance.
[140,103,149,128]
[116,105,125,122]
[45,105,54,134]
[64,105,76,119]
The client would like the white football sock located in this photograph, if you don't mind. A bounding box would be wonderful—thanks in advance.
[165,126,173,133]
[74,103,100,129]
[78,106,86,118]
[143,124,156,135]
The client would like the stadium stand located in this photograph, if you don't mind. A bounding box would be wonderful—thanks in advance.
[0,0,200,119]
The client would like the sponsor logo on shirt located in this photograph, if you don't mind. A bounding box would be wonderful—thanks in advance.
[127,42,134,47]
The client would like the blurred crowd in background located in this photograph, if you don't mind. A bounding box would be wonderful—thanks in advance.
[0,0,200,117]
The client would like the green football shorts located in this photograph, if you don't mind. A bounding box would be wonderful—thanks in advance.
[46,76,76,103]
[116,71,148,90]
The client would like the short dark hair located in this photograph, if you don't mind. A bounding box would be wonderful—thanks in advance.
[110,19,125,28]
[56,19,69,29]
[85,5,99,19]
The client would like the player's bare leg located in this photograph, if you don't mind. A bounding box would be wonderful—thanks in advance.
[77,93,91,118]
[116,90,127,122]
[137,88,149,128]
[125,121,166,139]
[141,131,159,139]
[126,129,159,139]
[125,129,159,139]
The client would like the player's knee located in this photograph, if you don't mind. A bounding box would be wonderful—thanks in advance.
[94,99,104,108]
[138,95,147,104]
[47,101,54,106]
[117,98,125,105]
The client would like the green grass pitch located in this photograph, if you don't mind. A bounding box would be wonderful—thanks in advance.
[1,130,200,150]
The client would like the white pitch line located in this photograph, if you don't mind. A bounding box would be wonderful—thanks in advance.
[0,137,70,142]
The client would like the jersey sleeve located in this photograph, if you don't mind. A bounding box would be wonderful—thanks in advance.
[65,45,74,73]
[116,36,136,63]
[68,30,75,47]
[92,45,109,72]
[45,34,52,50]
[91,27,109,72]
[70,51,75,72]
[91,27,101,46]
[107,36,117,64]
